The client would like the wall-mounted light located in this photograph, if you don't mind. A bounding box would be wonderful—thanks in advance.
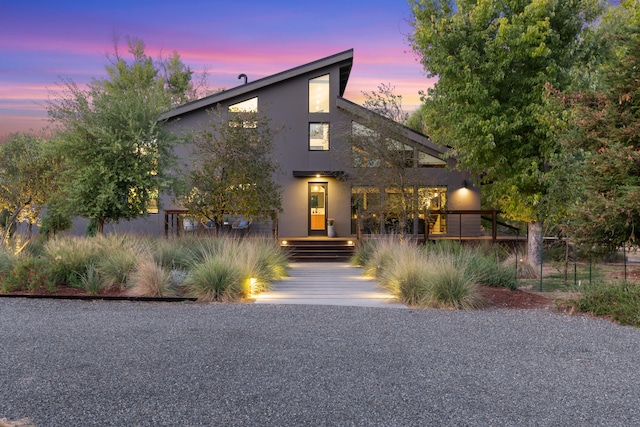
[462,180,468,188]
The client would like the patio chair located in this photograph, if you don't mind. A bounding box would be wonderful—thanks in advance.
[232,218,251,236]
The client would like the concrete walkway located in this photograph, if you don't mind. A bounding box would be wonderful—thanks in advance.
[255,262,406,308]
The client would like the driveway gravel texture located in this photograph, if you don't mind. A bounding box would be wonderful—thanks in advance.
[1,299,639,426]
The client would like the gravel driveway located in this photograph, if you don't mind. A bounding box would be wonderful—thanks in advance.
[1,299,639,426]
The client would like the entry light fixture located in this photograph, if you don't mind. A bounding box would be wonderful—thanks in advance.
[462,180,468,188]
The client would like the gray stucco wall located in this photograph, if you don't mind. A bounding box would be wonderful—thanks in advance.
[63,54,480,239]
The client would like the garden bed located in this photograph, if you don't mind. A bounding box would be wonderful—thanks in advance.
[1,284,554,309]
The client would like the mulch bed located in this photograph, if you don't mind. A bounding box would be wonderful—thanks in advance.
[479,286,554,309]
[2,285,555,309]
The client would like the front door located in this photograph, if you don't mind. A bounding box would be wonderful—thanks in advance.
[308,183,327,236]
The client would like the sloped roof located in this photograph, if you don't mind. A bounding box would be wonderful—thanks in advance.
[336,97,448,157]
[160,49,354,121]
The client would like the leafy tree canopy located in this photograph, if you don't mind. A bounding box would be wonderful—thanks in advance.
[0,133,55,244]
[180,107,282,231]
[409,0,602,264]
[549,0,640,253]
[46,36,191,233]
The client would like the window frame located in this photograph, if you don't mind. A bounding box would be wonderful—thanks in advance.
[309,122,330,151]
[308,74,330,113]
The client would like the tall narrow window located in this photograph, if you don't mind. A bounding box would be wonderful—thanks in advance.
[309,75,330,113]
[418,187,447,234]
[309,123,330,151]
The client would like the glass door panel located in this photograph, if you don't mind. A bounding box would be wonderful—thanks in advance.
[309,183,327,235]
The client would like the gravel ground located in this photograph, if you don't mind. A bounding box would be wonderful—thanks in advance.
[1,299,639,426]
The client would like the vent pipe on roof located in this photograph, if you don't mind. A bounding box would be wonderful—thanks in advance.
[238,73,248,85]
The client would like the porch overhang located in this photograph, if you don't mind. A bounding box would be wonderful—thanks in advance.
[292,171,346,178]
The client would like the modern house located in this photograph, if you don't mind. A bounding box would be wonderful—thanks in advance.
[98,49,482,242]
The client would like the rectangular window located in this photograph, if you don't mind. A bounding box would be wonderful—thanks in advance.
[309,123,330,151]
[309,75,330,113]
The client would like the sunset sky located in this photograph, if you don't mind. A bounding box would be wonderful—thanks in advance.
[0,0,436,139]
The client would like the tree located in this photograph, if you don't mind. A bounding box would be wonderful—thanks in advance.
[409,0,602,267]
[343,84,433,237]
[549,0,640,254]
[180,108,282,233]
[0,133,55,246]
[46,37,191,234]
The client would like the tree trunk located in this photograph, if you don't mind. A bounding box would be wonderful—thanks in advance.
[98,218,105,235]
[1,199,30,245]
[527,221,543,270]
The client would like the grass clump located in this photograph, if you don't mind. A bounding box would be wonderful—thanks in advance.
[44,236,102,287]
[184,254,242,301]
[127,258,175,297]
[423,252,485,309]
[152,238,194,271]
[0,246,16,285]
[364,239,519,309]
[80,263,102,295]
[569,282,640,327]
[377,248,430,306]
[361,235,412,278]
[182,237,288,301]
[95,235,149,291]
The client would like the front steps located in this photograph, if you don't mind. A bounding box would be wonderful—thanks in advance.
[280,238,355,262]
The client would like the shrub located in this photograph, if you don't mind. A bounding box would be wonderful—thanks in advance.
[127,259,175,297]
[184,255,243,301]
[1,256,55,293]
[571,282,640,327]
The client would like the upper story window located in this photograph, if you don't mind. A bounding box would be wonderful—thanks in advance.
[418,150,446,167]
[309,75,330,113]
[351,121,446,168]
[229,97,258,113]
[309,123,330,151]
[228,97,258,128]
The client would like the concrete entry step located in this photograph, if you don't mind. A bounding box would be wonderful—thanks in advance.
[280,238,355,262]
[255,262,406,308]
